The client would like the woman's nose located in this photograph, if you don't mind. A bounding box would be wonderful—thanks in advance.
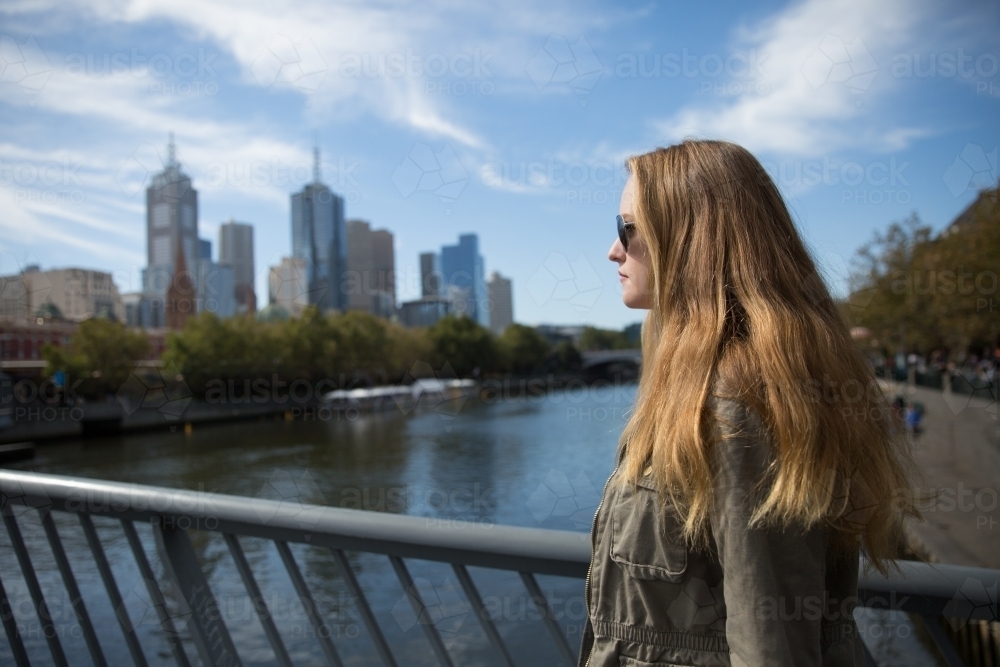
[608,237,625,263]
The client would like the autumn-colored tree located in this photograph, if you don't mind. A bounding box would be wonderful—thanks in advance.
[845,188,999,357]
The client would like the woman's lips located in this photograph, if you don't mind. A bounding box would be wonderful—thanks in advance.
[618,272,627,282]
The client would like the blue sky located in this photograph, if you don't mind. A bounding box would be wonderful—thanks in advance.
[1,0,997,329]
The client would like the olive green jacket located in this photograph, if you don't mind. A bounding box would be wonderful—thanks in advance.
[578,394,867,667]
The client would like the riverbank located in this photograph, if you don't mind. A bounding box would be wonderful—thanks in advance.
[0,372,637,446]
[881,379,1000,569]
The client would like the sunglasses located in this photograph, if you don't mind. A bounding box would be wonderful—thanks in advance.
[616,215,636,251]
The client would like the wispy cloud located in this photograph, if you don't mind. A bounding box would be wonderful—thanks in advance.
[654,0,932,156]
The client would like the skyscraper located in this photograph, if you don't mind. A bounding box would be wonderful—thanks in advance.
[268,257,308,317]
[146,134,199,328]
[219,219,256,313]
[345,219,395,319]
[439,233,488,327]
[487,271,513,334]
[291,147,346,312]
[419,252,442,297]
[370,228,395,311]
[146,134,198,287]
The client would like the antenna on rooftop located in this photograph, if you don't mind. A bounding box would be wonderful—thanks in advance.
[312,130,320,184]
[167,132,177,167]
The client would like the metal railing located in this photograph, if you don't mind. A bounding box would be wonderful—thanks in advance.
[1,469,997,667]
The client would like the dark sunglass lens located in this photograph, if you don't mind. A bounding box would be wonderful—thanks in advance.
[617,215,629,249]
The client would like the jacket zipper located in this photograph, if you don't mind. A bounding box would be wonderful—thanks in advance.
[583,454,624,667]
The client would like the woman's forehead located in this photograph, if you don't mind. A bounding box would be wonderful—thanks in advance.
[619,176,635,215]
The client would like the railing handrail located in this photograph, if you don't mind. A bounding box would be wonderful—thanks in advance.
[1,469,591,578]
[3,469,998,620]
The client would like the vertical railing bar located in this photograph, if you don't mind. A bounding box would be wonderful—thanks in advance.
[389,555,455,667]
[223,533,294,667]
[274,540,344,667]
[861,634,878,667]
[0,568,31,667]
[2,512,69,667]
[329,549,398,667]
[451,564,515,667]
[916,614,969,667]
[78,513,149,667]
[519,571,574,666]
[152,520,243,667]
[39,510,108,667]
[120,520,191,667]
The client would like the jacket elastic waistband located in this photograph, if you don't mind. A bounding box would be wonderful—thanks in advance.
[590,619,859,652]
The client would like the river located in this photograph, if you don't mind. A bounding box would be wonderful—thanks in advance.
[1,382,945,666]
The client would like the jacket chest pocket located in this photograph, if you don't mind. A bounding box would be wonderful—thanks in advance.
[609,475,688,582]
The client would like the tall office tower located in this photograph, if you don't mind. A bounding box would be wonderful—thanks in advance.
[419,252,441,297]
[487,271,513,334]
[345,219,372,312]
[345,219,395,319]
[146,134,199,328]
[439,233,488,327]
[268,257,308,317]
[370,228,396,311]
[291,147,346,312]
[147,134,198,291]
[219,219,256,313]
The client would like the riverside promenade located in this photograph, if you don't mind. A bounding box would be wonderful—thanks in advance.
[882,378,1000,569]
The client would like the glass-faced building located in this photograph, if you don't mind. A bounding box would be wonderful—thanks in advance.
[439,234,488,327]
[291,170,346,312]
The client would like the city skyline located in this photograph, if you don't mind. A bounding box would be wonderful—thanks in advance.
[1,0,997,329]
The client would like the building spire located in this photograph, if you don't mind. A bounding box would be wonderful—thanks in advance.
[313,144,320,184]
[167,131,177,167]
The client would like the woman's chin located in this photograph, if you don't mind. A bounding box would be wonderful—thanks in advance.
[621,292,650,310]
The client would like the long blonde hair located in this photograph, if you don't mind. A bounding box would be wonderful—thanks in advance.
[620,140,918,575]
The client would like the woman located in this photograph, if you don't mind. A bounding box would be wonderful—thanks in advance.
[580,140,918,667]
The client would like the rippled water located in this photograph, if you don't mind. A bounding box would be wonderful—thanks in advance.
[1,383,947,666]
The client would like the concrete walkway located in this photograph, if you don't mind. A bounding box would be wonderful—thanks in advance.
[881,379,1000,569]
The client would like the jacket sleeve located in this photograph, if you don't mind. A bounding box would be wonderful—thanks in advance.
[708,396,829,667]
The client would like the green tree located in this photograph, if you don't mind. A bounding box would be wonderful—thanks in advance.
[500,324,551,375]
[163,312,281,395]
[43,318,150,399]
[430,315,499,377]
[328,310,391,383]
[385,324,434,381]
[549,340,583,373]
[578,326,631,351]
